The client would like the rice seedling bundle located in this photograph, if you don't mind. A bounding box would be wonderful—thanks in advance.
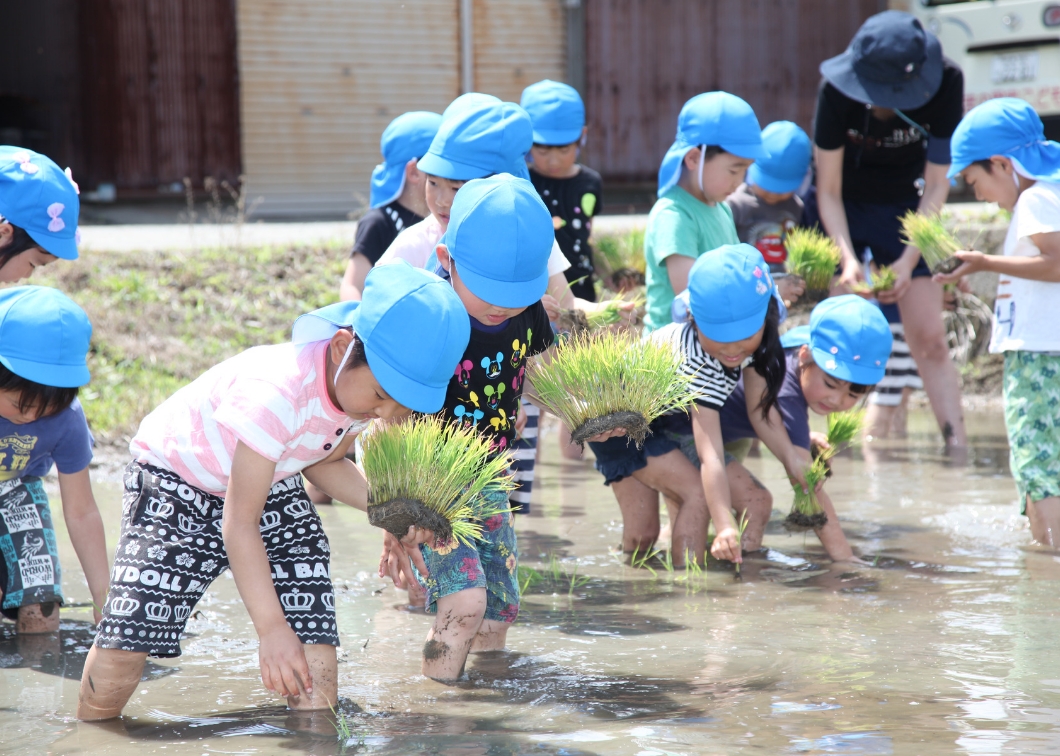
[899,211,963,274]
[526,330,695,446]
[557,294,647,335]
[595,229,646,292]
[785,228,841,291]
[360,415,513,546]
[784,408,865,532]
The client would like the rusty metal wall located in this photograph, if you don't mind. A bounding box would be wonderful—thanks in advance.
[583,0,883,183]
[472,0,567,102]
[79,0,242,193]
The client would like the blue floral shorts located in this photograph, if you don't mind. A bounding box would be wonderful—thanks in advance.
[414,489,519,623]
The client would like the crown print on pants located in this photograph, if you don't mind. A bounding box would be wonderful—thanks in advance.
[145,600,173,623]
[108,593,140,617]
[280,588,315,612]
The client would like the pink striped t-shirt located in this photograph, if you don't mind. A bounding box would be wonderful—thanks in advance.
[131,340,370,495]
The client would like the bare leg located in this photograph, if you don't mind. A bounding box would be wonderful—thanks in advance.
[865,402,897,440]
[470,619,509,653]
[290,645,337,711]
[898,278,966,447]
[725,460,773,551]
[78,647,148,720]
[1027,496,1060,549]
[304,480,332,505]
[17,601,60,634]
[422,587,486,682]
[610,476,661,554]
[630,450,708,566]
[890,388,912,438]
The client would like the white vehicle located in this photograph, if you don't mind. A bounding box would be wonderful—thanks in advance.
[912,1,1060,139]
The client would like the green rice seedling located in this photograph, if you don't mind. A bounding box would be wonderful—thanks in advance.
[784,457,831,532]
[899,211,963,274]
[734,509,750,578]
[526,330,695,446]
[547,551,563,582]
[518,565,543,594]
[826,408,865,453]
[564,563,590,597]
[872,265,898,293]
[630,546,660,577]
[584,293,646,330]
[595,229,646,292]
[785,227,841,291]
[361,416,513,546]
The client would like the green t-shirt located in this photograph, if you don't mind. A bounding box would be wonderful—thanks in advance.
[643,186,739,331]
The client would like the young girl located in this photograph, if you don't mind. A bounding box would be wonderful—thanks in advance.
[719,295,893,561]
[588,244,805,566]
[644,92,766,332]
[0,146,81,282]
[935,97,1060,548]
[78,263,471,720]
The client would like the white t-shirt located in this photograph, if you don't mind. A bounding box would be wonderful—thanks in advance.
[376,215,572,277]
[651,321,742,410]
[989,181,1060,354]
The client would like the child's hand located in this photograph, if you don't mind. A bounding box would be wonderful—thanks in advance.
[784,452,814,494]
[777,275,804,306]
[711,527,743,563]
[541,294,561,323]
[933,250,984,284]
[259,624,312,699]
[379,526,434,583]
[809,431,830,455]
[585,426,627,443]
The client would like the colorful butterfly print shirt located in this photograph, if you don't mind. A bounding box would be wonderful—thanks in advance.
[443,302,554,458]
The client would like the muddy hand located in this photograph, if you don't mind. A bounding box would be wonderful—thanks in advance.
[259,624,312,699]
[399,525,434,578]
[541,293,561,323]
[933,250,983,285]
[585,426,627,443]
[379,531,411,589]
[711,527,742,564]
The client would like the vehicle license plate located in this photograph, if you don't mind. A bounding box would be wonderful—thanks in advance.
[991,51,1039,84]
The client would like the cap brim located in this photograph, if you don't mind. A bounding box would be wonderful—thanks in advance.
[416,152,492,181]
[369,163,406,209]
[694,302,770,343]
[820,36,943,110]
[0,352,89,388]
[780,325,811,349]
[946,160,969,180]
[747,164,802,194]
[455,260,550,309]
[810,345,884,385]
[531,127,582,146]
[26,229,78,261]
[364,341,448,414]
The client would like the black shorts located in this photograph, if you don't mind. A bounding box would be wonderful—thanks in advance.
[94,461,338,658]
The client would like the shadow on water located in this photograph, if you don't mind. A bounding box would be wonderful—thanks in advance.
[0,619,175,682]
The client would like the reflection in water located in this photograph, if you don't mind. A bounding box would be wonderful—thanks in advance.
[2,410,1060,754]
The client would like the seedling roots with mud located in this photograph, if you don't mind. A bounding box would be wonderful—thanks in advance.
[899,211,964,274]
[784,409,865,532]
[785,227,841,292]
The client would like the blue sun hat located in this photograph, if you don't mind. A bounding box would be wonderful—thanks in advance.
[292,262,470,414]
[820,11,943,111]
[418,101,533,181]
[442,174,553,308]
[0,146,81,260]
[369,111,443,209]
[747,121,812,195]
[781,295,892,385]
[442,92,501,120]
[520,79,585,146]
[0,286,91,387]
[948,97,1060,181]
[657,92,767,197]
[688,244,775,342]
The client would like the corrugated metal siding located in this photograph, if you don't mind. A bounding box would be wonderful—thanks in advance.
[472,0,567,102]
[79,0,241,192]
[583,0,882,183]
[237,1,460,218]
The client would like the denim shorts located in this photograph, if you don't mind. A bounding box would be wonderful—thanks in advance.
[414,489,519,623]
[588,413,733,484]
[0,477,64,620]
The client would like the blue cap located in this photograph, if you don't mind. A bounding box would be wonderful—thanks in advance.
[0,147,80,260]
[688,244,775,342]
[442,92,501,120]
[782,295,892,385]
[520,79,585,146]
[0,286,91,387]
[442,174,553,308]
[948,97,1060,182]
[418,102,532,181]
[746,121,811,194]
[291,263,470,414]
[369,111,443,209]
[657,92,767,197]
[820,11,943,111]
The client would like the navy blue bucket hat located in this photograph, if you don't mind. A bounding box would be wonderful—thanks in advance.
[820,10,943,111]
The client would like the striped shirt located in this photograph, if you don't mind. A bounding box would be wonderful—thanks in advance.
[131,340,370,496]
[651,321,741,410]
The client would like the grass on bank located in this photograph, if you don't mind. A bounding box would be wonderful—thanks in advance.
[35,242,348,445]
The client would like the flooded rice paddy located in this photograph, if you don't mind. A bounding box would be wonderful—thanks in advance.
[3,408,1060,755]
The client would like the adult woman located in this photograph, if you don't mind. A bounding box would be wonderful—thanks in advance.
[809,11,966,447]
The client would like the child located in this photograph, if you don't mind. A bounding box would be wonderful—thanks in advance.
[725,121,811,307]
[935,97,1060,548]
[379,174,554,681]
[587,244,803,566]
[644,92,766,332]
[0,146,81,282]
[78,263,471,719]
[521,79,603,303]
[339,111,442,301]
[0,287,108,634]
[719,295,892,561]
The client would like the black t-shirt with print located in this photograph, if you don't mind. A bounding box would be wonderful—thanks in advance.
[443,302,554,459]
[351,201,424,264]
[529,165,603,301]
[813,60,964,204]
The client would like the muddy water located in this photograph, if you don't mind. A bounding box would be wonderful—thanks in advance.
[3,408,1060,755]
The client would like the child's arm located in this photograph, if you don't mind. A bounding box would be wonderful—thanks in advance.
[56,468,109,624]
[787,445,856,562]
[742,370,811,492]
[935,231,1060,284]
[223,441,314,700]
[689,405,741,563]
[665,255,695,296]
[339,255,372,302]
